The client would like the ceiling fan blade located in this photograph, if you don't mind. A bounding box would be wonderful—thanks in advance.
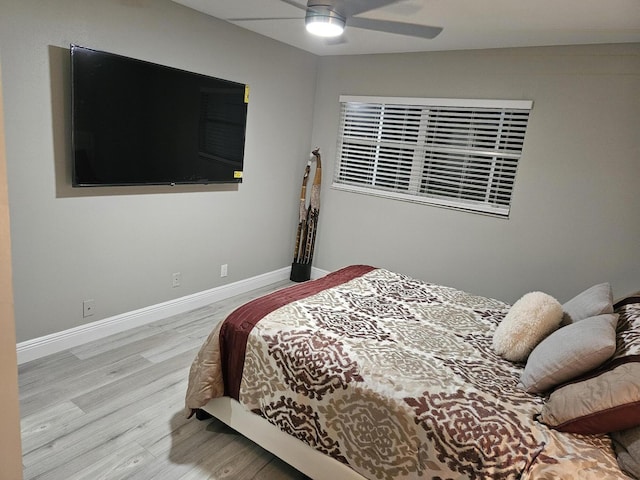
[228,17,302,22]
[347,17,443,39]
[333,0,398,18]
[278,0,307,11]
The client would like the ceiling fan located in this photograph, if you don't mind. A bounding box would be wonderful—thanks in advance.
[229,0,442,41]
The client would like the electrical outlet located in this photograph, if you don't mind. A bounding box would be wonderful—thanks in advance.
[172,272,181,288]
[220,264,228,277]
[83,299,95,318]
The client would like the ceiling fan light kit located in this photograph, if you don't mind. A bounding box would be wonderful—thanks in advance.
[305,6,345,37]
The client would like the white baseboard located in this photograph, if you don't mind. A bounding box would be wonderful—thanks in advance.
[17,265,330,365]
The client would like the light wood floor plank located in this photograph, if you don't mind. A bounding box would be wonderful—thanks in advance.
[70,326,179,361]
[20,281,310,480]
[70,347,197,413]
[136,408,207,458]
[22,382,186,470]
[18,351,83,389]
[34,441,153,480]
[20,353,154,416]
[20,401,86,454]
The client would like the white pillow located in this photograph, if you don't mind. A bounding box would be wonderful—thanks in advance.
[493,291,563,362]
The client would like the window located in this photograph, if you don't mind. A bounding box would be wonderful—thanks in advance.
[333,96,533,217]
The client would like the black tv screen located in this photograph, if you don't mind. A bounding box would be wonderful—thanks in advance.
[71,45,248,187]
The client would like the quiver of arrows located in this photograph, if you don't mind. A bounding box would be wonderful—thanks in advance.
[290,148,322,282]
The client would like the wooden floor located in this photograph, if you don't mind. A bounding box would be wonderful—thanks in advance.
[19,281,310,480]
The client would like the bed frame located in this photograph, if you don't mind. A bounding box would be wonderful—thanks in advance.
[201,397,366,480]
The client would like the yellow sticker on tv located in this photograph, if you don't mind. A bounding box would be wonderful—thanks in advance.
[234,171,243,179]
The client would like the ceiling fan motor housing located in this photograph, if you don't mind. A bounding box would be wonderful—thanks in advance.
[305,4,346,37]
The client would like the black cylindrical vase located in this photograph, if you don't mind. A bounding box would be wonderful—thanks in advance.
[290,262,312,282]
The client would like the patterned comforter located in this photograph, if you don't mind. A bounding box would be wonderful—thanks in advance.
[185,266,627,479]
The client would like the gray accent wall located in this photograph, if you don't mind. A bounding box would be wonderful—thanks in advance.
[1,0,317,342]
[310,45,640,304]
[2,0,639,343]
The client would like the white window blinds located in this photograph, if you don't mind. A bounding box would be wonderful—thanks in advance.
[333,96,533,217]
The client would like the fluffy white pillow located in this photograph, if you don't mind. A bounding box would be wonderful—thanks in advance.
[493,291,564,362]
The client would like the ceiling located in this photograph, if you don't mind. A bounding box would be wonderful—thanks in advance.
[172,0,640,56]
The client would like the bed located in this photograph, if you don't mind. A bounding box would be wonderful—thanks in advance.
[185,265,639,479]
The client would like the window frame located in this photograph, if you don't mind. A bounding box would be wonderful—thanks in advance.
[332,95,533,218]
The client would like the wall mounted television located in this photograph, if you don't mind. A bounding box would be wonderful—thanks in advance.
[71,45,248,187]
